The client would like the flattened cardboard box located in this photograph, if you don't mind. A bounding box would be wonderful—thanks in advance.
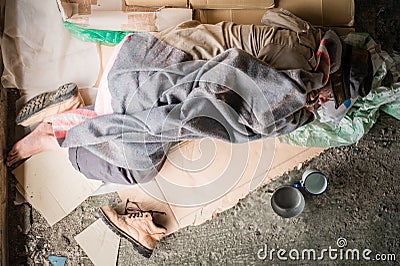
[189,0,275,9]
[124,0,275,9]
[278,0,354,26]
[125,0,188,7]
[194,9,268,25]
[58,0,354,33]
[56,0,192,32]
[196,0,354,26]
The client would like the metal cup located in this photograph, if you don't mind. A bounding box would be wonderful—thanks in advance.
[270,186,305,218]
[293,169,328,196]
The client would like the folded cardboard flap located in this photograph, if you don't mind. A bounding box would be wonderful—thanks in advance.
[125,12,158,32]
[195,0,354,27]
[155,8,194,30]
[125,0,188,7]
[189,0,275,9]
[122,5,164,12]
[13,151,103,226]
[75,219,120,266]
[60,0,189,18]
[278,0,354,26]
[323,0,354,26]
[195,9,268,25]
[58,0,354,33]
[124,0,276,9]
[66,8,192,32]
[57,0,192,32]
[123,0,353,26]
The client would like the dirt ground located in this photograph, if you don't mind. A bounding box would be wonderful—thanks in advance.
[6,0,400,265]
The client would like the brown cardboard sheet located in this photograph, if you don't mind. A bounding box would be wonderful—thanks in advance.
[57,0,192,32]
[12,151,103,226]
[125,0,188,7]
[118,138,324,234]
[74,219,120,266]
[278,0,354,26]
[12,135,323,265]
[58,0,354,32]
[65,8,192,32]
[195,0,354,27]
[195,9,268,25]
[189,0,275,9]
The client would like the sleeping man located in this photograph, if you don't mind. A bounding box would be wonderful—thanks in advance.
[6,9,368,257]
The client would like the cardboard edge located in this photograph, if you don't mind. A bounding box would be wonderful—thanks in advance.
[74,219,120,266]
[164,141,325,232]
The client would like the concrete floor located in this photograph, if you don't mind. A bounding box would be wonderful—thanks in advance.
[137,112,399,265]
[6,0,400,265]
[11,114,399,266]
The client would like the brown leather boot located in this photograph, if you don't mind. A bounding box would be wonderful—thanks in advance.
[16,83,84,127]
[99,201,167,258]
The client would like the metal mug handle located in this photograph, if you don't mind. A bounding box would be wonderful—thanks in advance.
[293,182,302,188]
[293,170,328,196]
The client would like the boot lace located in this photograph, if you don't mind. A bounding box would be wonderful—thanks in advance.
[124,199,166,218]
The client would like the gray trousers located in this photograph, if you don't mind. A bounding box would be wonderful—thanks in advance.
[69,147,165,184]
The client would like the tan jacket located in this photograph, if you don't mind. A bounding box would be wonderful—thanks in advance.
[154,9,324,71]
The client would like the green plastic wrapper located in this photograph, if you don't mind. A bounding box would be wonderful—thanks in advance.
[63,21,134,46]
[279,33,400,148]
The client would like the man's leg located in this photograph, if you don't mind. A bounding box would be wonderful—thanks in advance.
[6,122,67,167]
[7,101,99,167]
[155,9,323,71]
[69,146,143,185]
[6,121,167,258]
[6,120,141,184]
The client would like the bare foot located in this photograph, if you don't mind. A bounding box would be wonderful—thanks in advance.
[6,122,67,167]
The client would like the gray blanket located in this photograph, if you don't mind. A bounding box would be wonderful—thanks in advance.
[62,33,324,181]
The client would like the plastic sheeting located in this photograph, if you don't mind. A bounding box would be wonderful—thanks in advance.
[0,0,99,102]
[63,21,133,46]
[279,33,400,147]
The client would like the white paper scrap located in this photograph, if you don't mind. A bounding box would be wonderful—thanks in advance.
[12,151,102,226]
[75,219,120,266]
